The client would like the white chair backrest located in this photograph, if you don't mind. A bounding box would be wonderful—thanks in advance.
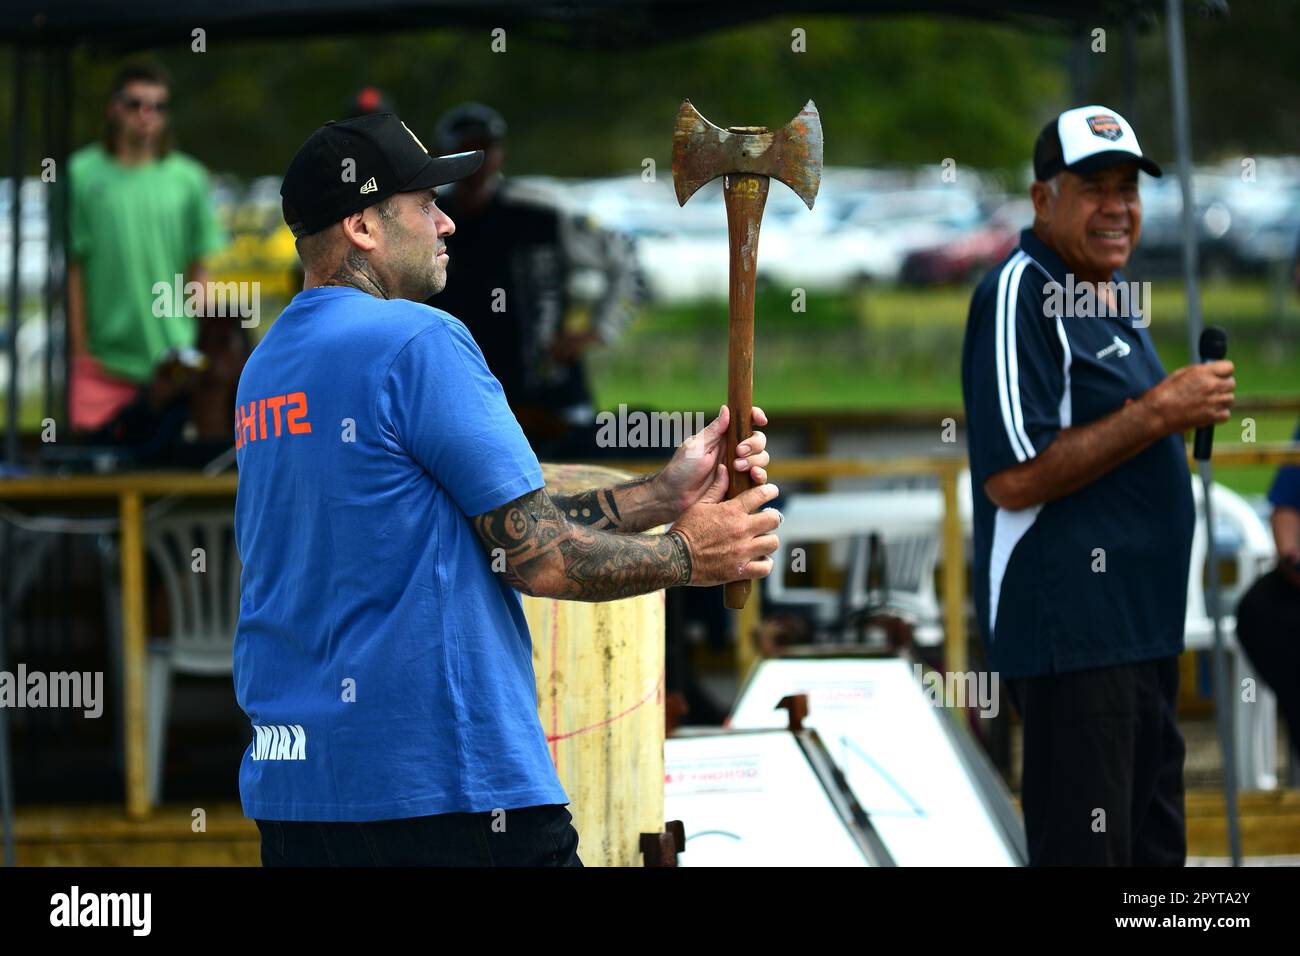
[769,489,950,631]
[878,533,942,614]
[145,508,240,673]
[1186,478,1273,638]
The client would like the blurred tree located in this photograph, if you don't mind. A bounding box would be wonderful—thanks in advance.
[1,7,1293,181]
[57,16,1067,178]
[1093,2,1300,166]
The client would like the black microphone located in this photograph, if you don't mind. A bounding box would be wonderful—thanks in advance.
[1194,326,1228,461]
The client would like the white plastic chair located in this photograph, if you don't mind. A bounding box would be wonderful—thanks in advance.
[767,475,973,646]
[832,530,945,646]
[141,508,241,805]
[1185,478,1278,790]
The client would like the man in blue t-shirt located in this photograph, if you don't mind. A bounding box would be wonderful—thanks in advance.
[235,113,781,866]
[961,106,1236,866]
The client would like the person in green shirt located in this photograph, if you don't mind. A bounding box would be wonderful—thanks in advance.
[68,60,228,433]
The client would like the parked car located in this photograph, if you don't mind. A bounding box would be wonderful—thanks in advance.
[899,198,1029,285]
[1129,172,1300,279]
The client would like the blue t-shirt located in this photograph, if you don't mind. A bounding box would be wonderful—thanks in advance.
[232,285,566,822]
[961,229,1194,678]
[1268,420,1300,510]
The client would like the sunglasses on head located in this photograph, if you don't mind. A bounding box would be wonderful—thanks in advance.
[116,93,169,113]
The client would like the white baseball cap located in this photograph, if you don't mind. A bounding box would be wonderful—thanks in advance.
[1033,105,1162,180]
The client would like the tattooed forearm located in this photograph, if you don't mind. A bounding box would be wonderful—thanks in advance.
[473,488,565,591]
[551,471,670,534]
[550,488,623,529]
[472,486,692,601]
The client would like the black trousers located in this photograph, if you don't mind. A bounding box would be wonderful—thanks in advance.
[257,804,582,867]
[1236,568,1300,747]
[1008,657,1186,866]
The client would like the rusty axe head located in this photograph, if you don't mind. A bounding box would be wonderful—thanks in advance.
[671,99,823,209]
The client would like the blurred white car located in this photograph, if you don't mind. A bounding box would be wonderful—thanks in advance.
[566,176,732,303]
[758,186,984,292]
[563,170,993,300]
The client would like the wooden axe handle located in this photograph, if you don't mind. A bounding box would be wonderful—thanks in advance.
[722,172,770,610]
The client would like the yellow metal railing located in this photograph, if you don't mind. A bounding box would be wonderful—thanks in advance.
[2,443,1298,815]
[608,442,1300,679]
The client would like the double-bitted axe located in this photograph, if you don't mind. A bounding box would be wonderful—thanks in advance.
[671,100,823,609]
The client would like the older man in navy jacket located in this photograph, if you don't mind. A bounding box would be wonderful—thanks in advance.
[962,106,1236,866]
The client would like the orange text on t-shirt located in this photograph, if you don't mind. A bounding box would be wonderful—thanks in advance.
[235,391,311,448]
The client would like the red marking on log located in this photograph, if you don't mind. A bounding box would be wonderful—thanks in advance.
[549,602,560,765]
[547,671,666,743]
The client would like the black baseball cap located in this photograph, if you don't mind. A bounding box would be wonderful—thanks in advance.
[281,112,483,237]
[434,102,508,152]
[1033,105,1162,182]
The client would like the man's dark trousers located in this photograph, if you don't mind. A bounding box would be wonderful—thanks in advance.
[257,804,582,867]
[1009,657,1186,866]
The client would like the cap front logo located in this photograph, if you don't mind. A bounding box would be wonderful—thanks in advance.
[359,176,378,195]
[1087,114,1123,141]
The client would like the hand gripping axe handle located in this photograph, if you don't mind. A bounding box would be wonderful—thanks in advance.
[671,99,823,609]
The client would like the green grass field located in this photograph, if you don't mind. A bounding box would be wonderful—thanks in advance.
[5,279,1298,495]
[588,279,1300,496]
[592,279,1300,407]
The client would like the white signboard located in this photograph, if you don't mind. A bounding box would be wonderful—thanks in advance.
[665,730,875,867]
[729,657,1023,866]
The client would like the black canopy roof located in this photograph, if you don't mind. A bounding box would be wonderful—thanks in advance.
[2,0,1172,51]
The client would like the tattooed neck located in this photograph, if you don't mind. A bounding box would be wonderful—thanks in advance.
[321,247,391,299]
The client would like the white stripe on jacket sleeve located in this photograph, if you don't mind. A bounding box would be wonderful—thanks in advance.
[994,251,1033,462]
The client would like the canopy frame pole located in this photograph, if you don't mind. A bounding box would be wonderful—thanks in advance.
[1166,0,1241,866]
[1,43,28,868]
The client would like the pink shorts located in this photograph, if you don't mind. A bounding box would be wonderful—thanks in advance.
[69,353,141,432]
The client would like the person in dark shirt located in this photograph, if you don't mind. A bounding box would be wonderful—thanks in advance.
[427,103,639,457]
[1235,431,1300,752]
